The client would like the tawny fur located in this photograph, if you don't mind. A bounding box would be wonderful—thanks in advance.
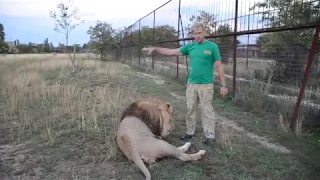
[116,98,206,180]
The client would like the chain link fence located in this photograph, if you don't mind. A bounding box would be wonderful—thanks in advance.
[109,0,320,129]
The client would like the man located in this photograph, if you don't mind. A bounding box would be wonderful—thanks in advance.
[141,23,228,146]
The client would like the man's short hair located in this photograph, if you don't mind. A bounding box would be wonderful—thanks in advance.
[192,23,206,32]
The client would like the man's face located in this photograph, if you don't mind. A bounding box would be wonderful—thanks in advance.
[193,27,206,43]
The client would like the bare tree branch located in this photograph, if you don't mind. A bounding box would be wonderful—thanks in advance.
[49,0,84,72]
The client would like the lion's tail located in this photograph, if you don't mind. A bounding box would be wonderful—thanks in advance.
[120,135,151,180]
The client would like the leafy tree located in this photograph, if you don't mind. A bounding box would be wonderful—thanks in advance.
[49,42,54,51]
[14,39,20,47]
[186,11,217,37]
[43,38,50,52]
[186,10,239,63]
[16,43,36,53]
[120,25,178,49]
[118,25,178,59]
[82,43,88,49]
[49,0,84,71]
[0,23,5,41]
[0,41,9,54]
[138,25,177,47]
[250,0,320,83]
[215,24,240,64]
[0,23,8,54]
[87,21,118,60]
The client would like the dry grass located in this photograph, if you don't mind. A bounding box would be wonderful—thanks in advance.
[278,103,304,137]
[1,54,319,179]
[0,54,144,161]
[215,121,237,151]
[223,58,271,80]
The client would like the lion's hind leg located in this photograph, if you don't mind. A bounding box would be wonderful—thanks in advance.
[156,140,206,162]
[118,134,152,180]
[177,142,191,153]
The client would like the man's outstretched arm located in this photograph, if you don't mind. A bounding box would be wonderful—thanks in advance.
[154,47,182,56]
[142,47,182,56]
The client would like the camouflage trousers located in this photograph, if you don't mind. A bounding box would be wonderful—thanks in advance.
[185,82,217,139]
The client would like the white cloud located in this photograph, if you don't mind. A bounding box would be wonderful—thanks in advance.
[0,0,170,28]
[0,0,266,44]
[0,0,265,29]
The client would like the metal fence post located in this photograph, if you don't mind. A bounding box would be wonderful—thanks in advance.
[119,32,122,61]
[152,11,156,70]
[176,0,181,79]
[246,13,250,70]
[290,25,320,132]
[232,0,239,97]
[138,20,141,67]
[130,26,133,65]
[180,15,189,76]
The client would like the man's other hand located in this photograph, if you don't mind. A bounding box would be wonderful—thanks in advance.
[220,86,228,97]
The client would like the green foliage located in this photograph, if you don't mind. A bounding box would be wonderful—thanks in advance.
[82,43,88,49]
[0,23,9,54]
[49,0,84,51]
[14,40,20,48]
[0,23,5,41]
[87,21,119,60]
[0,41,9,54]
[251,0,320,84]
[186,10,217,37]
[16,42,37,53]
[121,25,178,48]
[250,0,320,27]
[9,38,56,54]
[117,24,178,59]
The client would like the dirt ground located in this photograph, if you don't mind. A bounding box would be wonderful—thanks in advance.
[0,54,319,180]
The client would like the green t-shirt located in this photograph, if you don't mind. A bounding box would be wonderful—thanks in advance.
[180,40,221,84]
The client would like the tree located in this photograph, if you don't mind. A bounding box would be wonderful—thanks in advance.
[82,43,88,49]
[49,0,84,71]
[43,38,50,52]
[139,25,178,48]
[250,0,320,84]
[118,25,178,59]
[121,25,178,47]
[186,11,217,37]
[49,42,54,51]
[0,41,9,54]
[0,23,5,41]
[0,23,8,54]
[14,39,20,47]
[87,21,118,60]
[186,10,239,63]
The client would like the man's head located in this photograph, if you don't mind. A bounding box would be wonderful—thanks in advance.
[192,23,207,43]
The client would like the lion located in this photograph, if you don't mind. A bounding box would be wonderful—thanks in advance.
[116,98,206,180]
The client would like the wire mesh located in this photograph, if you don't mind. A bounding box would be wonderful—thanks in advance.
[109,0,320,126]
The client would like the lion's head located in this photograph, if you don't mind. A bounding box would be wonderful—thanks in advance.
[120,98,175,137]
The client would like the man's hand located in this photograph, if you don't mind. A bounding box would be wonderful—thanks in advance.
[142,47,156,55]
[220,86,228,97]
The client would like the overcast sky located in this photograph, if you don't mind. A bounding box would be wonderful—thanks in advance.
[0,0,263,46]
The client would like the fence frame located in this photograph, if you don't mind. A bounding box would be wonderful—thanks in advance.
[290,25,320,131]
[115,0,320,132]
